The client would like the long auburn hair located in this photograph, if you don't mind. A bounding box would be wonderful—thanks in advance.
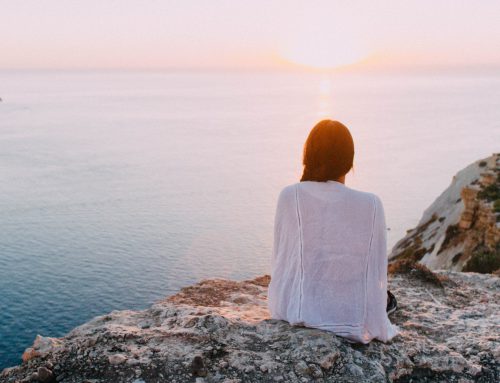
[300,120,354,182]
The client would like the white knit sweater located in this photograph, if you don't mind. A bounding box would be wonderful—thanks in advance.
[267,180,400,343]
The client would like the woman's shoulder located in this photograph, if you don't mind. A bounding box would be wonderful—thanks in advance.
[277,181,383,207]
[277,183,299,202]
[346,186,382,205]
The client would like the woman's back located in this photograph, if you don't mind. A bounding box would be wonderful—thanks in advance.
[267,180,400,343]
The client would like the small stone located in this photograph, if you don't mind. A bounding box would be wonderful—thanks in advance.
[138,321,151,329]
[127,358,140,366]
[347,363,364,377]
[108,354,127,365]
[294,360,310,376]
[308,364,323,378]
[191,355,207,377]
[37,367,54,383]
[467,363,482,376]
[320,352,339,370]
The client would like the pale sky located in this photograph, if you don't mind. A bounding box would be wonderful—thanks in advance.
[2,0,500,71]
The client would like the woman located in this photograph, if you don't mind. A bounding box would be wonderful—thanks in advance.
[267,120,400,344]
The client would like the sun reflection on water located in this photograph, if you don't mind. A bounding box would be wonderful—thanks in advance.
[317,76,334,119]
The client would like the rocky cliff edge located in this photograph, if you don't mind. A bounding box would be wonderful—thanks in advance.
[390,153,500,273]
[1,269,499,383]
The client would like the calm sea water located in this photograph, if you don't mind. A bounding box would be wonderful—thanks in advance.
[1,70,499,368]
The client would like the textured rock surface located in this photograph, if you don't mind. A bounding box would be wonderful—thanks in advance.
[390,153,500,273]
[2,272,499,383]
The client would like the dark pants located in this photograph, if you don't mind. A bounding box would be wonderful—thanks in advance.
[386,290,397,312]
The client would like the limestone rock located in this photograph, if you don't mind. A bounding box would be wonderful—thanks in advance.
[21,336,62,363]
[1,272,498,382]
[36,366,54,383]
[108,354,127,366]
[390,153,500,273]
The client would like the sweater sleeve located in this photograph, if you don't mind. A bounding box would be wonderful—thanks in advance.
[271,185,298,269]
[268,185,302,321]
[363,194,400,342]
[271,190,282,272]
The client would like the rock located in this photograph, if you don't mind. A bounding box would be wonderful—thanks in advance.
[36,367,54,383]
[294,360,309,376]
[191,355,207,377]
[390,153,500,273]
[108,354,127,365]
[319,351,339,370]
[1,272,499,382]
[347,363,364,377]
[21,335,62,362]
[308,363,323,378]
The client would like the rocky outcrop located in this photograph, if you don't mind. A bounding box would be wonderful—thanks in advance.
[390,153,500,273]
[2,271,499,383]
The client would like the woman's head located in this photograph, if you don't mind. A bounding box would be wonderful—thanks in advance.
[300,120,354,182]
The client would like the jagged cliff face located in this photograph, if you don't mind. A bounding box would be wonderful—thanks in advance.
[1,272,499,383]
[390,153,500,273]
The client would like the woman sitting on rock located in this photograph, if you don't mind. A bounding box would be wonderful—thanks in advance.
[267,119,399,343]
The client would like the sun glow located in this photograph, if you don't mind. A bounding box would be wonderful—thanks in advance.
[282,43,367,69]
[279,19,368,70]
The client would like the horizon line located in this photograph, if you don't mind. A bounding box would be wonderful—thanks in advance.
[1,63,500,75]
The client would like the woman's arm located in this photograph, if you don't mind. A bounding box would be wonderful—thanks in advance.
[268,185,303,320]
[271,185,296,270]
[363,194,399,342]
[271,189,284,271]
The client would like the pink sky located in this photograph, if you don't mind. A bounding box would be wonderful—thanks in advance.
[1,0,500,71]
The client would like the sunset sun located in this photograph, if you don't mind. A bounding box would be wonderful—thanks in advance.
[279,23,368,70]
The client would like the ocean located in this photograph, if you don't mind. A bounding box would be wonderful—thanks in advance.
[0,70,499,368]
